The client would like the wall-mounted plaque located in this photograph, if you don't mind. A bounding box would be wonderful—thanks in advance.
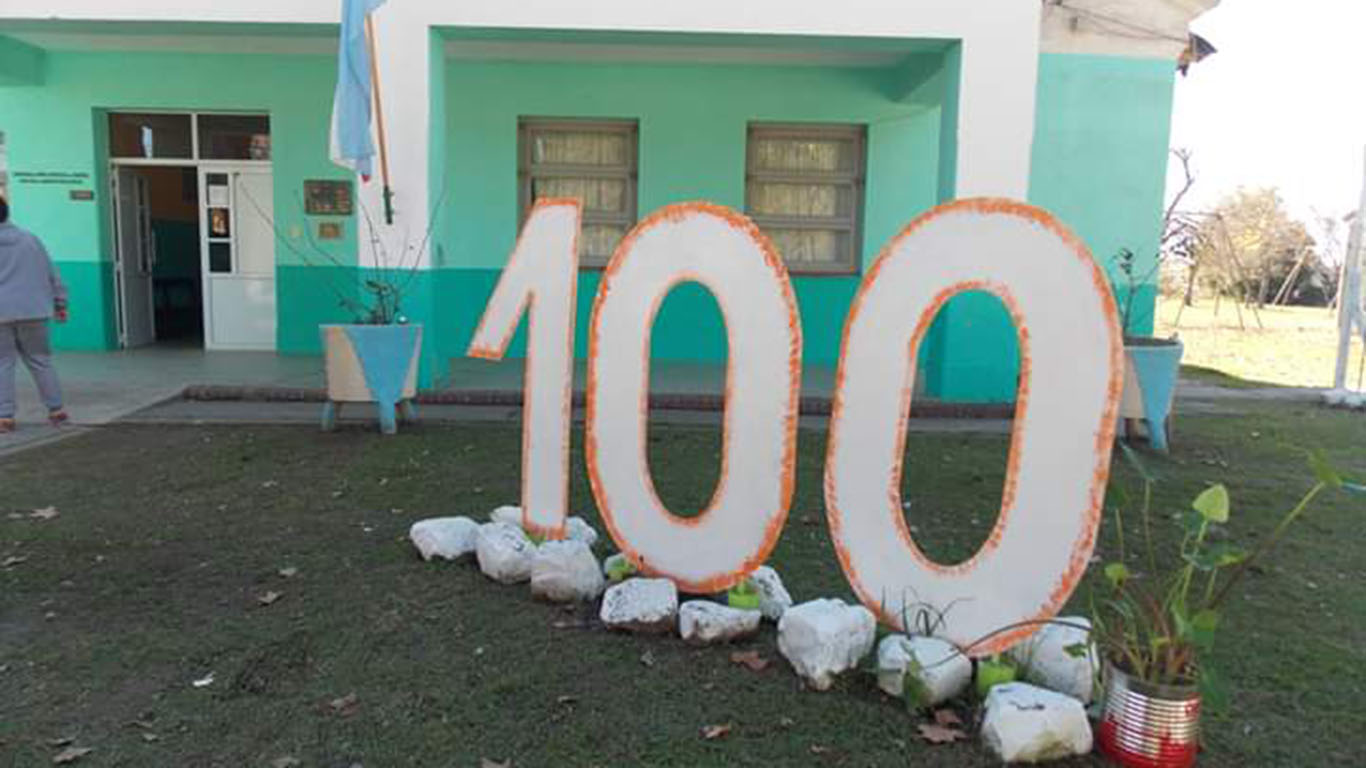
[69,189,95,201]
[304,180,353,216]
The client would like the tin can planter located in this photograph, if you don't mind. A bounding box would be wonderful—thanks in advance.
[1098,664,1201,768]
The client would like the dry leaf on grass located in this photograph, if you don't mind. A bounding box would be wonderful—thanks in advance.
[809,745,831,755]
[191,672,215,688]
[480,759,511,768]
[2,556,28,568]
[140,733,160,743]
[555,695,577,705]
[917,723,968,744]
[278,567,299,579]
[270,757,302,768]
[46,737,74,747]
[700,723,732,740]
[729,650,770,672]
[933,709,964,728]
[30,507,59,520]
[329,692,360,718]
[52,746,93,764]
[639,651,655,668]
[257,591,283,607]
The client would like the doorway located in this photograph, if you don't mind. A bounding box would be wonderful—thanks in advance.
[108,110,275,351]
[112,165,203,347]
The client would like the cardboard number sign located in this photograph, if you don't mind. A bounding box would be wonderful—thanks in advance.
[824,200,1122,654]
[469,197,1121,654]
[467,199,583,539]
[586,203,802,594]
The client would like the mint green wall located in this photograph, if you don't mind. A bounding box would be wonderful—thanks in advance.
[437,58,945,369]
[925,52,1177,402]
[0,48,361,352]
[1030,54,1174,337]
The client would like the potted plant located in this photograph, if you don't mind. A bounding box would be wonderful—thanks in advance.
[727,578,762,611]
[1113,246,1184,453]
[1089,447,1347,767]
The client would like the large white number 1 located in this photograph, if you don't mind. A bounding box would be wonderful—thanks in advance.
[467,199,583,539]
[585,203,802,594]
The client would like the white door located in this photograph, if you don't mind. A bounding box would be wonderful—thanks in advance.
[200,167,276,350]
[113,167,156,348]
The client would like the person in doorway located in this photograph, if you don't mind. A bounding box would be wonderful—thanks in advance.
[0,196,68,432]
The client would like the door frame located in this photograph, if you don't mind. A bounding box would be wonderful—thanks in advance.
[109,164,159,348]
[197,164,277,351]
[109,158,277,350]
[105,109,272,349]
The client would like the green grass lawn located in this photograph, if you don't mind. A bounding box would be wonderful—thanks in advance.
[1,405,1363,767]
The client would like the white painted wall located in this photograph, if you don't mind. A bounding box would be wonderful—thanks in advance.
[1041,0,1221,58]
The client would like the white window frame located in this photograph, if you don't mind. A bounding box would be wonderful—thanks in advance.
[745,122,866,275]
[106,110,272,165]
[518,118,638,269]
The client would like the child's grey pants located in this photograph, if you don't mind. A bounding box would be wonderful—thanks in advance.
[0,321,63,419]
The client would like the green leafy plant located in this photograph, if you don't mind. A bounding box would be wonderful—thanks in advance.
[974,655,1017,699]
[1091,445,1343,694]
[727,578,761,611]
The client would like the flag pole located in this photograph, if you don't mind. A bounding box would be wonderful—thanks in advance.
[364,13,395,225]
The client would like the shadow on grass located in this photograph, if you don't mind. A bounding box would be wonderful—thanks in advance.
[1180,364,1290,390]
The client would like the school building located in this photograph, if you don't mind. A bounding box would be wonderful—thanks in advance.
[0,0,1217,401]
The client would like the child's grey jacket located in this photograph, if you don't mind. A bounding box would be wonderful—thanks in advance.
[0,222,67,323]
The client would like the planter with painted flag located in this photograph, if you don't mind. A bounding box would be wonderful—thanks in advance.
[320,323,422,434]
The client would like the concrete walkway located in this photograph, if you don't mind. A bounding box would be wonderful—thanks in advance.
[0,345,1335,456]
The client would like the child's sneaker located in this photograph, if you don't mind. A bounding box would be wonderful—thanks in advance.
[48,409,69,427]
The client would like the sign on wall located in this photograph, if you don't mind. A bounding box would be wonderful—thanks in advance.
[468,198,1122,654]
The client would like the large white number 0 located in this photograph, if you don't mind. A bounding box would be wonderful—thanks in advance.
[585,203,802,594]
[824,200,1122,654]
[467,199,582,539]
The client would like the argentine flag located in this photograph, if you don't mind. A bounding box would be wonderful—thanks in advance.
[330,0,387,180]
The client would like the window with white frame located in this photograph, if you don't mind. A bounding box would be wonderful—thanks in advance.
[518,118,638,268]
[745,123,866,274]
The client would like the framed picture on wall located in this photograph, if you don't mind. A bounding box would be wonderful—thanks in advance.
[304,180,354,216]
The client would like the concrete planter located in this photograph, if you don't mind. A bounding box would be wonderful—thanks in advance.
[320,323,423,434]
[1119,337,1184,453]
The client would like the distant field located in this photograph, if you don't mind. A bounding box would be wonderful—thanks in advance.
[1155,297,1365,389]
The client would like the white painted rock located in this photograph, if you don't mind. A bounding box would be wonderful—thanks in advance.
[876,634,972,707]
[530,540,605,602]
[475,522,536,584]
[749,565,793,621]
[489,505,523,527]
[981,682,1093,763]
[566,516,600,548]
[408,516,480,561]
[678,601,762,645]
[1008,617,1097,703]
[599,578,679,633]
[776,598,876,691]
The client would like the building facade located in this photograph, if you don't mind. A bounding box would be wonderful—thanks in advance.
[0,0,1217,400]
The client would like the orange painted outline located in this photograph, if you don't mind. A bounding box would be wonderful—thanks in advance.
[585,202,802,594]
[467,198,582,541]
[823,198,1123,656]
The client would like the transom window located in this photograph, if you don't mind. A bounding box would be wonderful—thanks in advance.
[108,112,271,162]
[518,118,638,268]
[746,123,866,274]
